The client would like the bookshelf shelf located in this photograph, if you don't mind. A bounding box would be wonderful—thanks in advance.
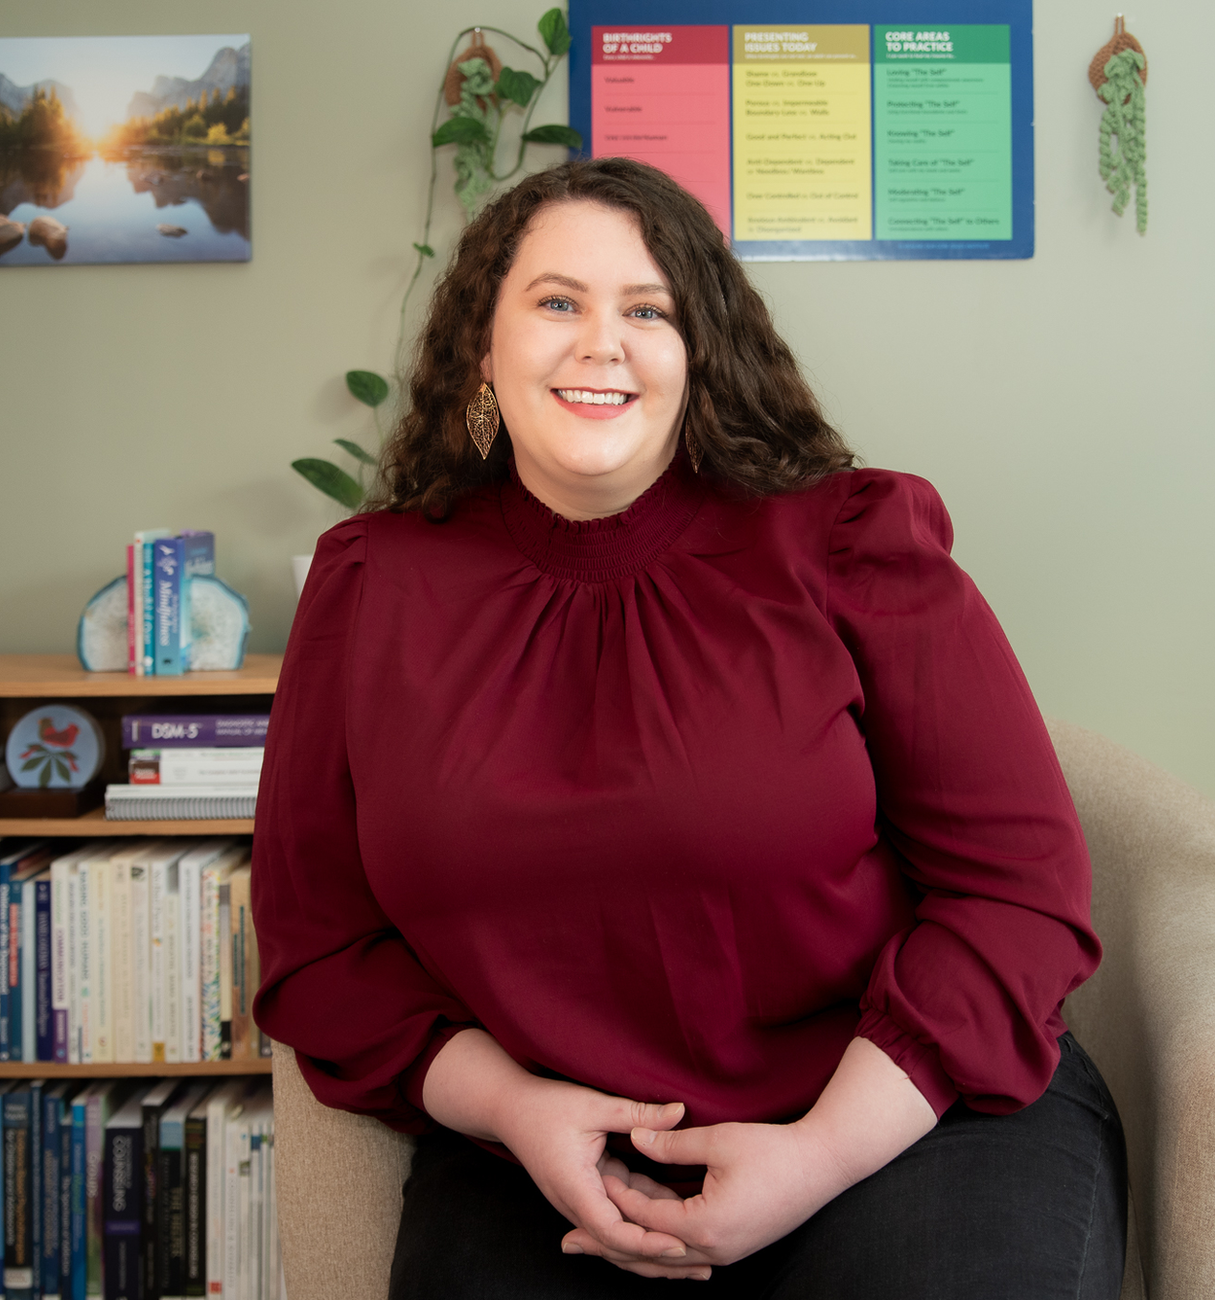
[0,652,281,697]
[0,807,256,836]
[0,1059,272,1078]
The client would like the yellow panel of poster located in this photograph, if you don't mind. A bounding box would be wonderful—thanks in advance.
[732,25,871,241]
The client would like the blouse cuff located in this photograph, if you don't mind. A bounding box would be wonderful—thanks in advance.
[854,1008,959,1118]
[401,1022,479,1115]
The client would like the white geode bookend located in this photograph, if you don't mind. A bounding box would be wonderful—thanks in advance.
[188,575,250,670]
[77,575,129,671]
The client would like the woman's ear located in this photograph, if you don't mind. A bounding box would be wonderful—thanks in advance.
[480,353,493,385]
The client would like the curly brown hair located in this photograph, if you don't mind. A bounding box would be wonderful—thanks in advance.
[371,157,854,517]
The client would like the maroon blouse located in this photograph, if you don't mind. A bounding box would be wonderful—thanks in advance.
[251,457,1099,1133]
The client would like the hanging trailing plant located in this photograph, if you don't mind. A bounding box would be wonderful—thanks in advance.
[1089,17,1147,234]
[293,9,580,510]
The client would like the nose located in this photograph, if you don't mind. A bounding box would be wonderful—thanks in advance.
[576,309,624,365]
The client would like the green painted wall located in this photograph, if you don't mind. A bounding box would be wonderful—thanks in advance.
[2,2,1211,795]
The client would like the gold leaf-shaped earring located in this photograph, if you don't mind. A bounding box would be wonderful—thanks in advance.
[685,424,703,473]
[466,382,500,459]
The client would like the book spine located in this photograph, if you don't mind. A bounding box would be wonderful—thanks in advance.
[221,1118,243,1300]
[21,876,36,1062]
[183,1118,205,1299]
[230,882,249,1061]
[121,717,270,750]
[142,541,156,677]
[103,1124,142,1300]
[93,862,114,1064]
[141,1107,159,1300]
[111,865,133,1065]
[0,875,10,1059]
[154,537,185,678]
[71,1098,86,1300]
[165,866,181,1065]
[217,885,232,1061]
[179,861,201,1066]
[79,860,93,1064]
[51,861,70,1063]
[157,1143,184,1299]
[4,1089,34,1296]
[204,1105,224,1297]
[131,865,152,1065]
[9,883,21,1060]
[43,1091,62,1298]
[200,873,219,1062]
[59,1095,74,1300]
[150,862,167,1063]
[126,545,141,678]
[36,878,53,1061]
[85,1093,104,1297]
[68,864,82,1064]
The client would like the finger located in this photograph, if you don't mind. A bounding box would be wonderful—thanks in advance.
[601,1098,685,1136]
[610,1184,706,1239]
[562,1174,687,1259]
[563,1230,711,1278]
[631,1123,712,1166]
[603,1168,683,1203]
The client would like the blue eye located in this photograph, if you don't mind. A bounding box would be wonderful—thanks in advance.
[630,304,666,321]
[541,296,575,312]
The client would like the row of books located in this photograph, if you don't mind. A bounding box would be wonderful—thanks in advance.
[126,532,215,678]
[0,1073,280,1300]
[0,840,268,1065]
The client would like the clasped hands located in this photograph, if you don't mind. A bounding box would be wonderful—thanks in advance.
[498,1077,845,1283]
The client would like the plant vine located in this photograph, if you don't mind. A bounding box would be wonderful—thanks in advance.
[293,8,579,510]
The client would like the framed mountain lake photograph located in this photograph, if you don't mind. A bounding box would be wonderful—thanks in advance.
[0,33,251,265]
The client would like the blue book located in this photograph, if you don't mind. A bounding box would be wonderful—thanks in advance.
[133,531,171,677]
[0,844,45,1060]
[20,868,40,1063]
[70,1086,90,1300]
[35,871,53,1061]
[154,536,186,676]
[43,1082,75,1299]
[4,1079,44,1299]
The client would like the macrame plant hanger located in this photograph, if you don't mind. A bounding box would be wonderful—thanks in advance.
[1089,15,1148,233]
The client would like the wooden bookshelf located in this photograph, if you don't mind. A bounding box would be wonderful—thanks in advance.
[0,1059,272,1078]
[0,653,281,697]
[0,652,278,834]
[0,806,255,837]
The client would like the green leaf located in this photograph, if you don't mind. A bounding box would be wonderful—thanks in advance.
[432,116,491,148]
[38,760,52,788]
[21,756,44,771]
[413,242,435,257]
[291,459,365,510]
[345,370,390,407]
[497,66,540,108]
[522,124,582,149]
[53,757,70,782]
[538,8,572,56]
[334,438,378,466]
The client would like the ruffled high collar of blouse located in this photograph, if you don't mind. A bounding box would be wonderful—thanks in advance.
[501,450,705,582]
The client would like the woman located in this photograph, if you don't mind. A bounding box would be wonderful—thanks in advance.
[252,157,1126,1297]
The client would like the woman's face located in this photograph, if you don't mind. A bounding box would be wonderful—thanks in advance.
[482,200,689,520]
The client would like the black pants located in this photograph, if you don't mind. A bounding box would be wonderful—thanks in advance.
[389,1034,1127,1299]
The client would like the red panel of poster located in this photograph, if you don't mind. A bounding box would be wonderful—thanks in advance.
[591,25,731,236]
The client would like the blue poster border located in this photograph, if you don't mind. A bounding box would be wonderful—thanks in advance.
[569,0,1034,260]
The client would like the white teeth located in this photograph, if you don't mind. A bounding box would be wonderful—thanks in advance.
[556,389,629,405]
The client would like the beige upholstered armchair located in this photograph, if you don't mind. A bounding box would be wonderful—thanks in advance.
[271,719,1215,1299]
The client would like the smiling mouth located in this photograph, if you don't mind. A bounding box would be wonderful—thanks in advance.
[554,389,635,406]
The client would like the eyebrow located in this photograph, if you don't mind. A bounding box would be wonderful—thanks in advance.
[523,273,672,297]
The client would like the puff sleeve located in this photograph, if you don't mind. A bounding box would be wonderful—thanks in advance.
[827,471,1101,1116]
[251,517,475,1130]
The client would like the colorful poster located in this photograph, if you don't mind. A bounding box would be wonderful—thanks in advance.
[570,0,1034,260]
[592,26,732,235]
[873,25,1011,240]
[732,25,871,242]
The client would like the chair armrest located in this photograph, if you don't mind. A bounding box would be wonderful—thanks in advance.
[1050,718,1215,1300]
[272,1044,415,1300]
